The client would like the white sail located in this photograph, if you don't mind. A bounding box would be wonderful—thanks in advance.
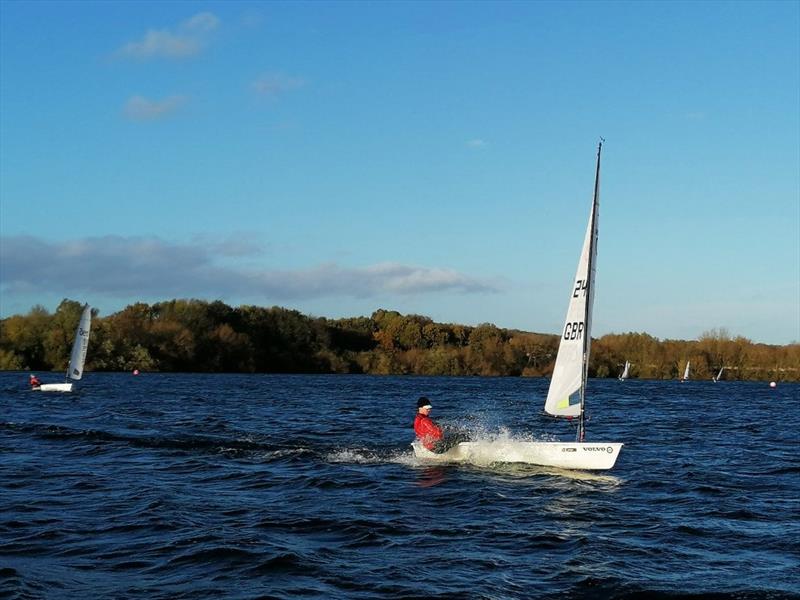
[682,360,690,381]
[619,360,630,380]
[713,366,724,382]
[67,304,91,381]
[545,150,600,419]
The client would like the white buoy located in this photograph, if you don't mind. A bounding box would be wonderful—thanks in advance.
[769,381,777,388]
[133,369,140,376]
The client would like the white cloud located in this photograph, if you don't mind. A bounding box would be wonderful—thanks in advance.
[123,95,188,121]
[118,30,199,59]
[251,73,306,97]
[116,12,219,60]
[467,139,486,148]
[0,235,499,303]
[182,12,220,33]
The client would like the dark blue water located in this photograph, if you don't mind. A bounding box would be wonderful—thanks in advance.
[1,373,798,599]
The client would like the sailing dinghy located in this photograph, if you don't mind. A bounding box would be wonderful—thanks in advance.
[680,360,690,383]
[36,304,92,393]
[712,366,724,382]
[412,142,622,470]
[618,360,631,381]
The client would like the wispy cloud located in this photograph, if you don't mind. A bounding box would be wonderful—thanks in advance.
[251,73,306,97]
[240,10,265,29]
[467,139,486,148]
[182,12,220,34]
[123,95,188,121]
[116,12,220,60]
[0,235,499,302]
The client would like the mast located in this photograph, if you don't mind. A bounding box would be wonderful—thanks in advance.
[578,140,602,442]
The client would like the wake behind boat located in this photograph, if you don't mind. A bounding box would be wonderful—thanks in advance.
[412,142,622,470]
[35,304,92,393]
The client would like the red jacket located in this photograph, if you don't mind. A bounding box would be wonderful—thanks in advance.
[414,413,443,450]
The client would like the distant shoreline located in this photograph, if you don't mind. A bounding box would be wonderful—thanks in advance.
[2,299,798,382]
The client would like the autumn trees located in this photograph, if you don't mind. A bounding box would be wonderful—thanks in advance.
[1,299,797,380]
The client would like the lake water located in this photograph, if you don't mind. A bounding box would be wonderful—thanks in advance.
[1,372,798,599]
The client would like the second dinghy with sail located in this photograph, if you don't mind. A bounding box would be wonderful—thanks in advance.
[35,304,92,393]
[412,142,623,470]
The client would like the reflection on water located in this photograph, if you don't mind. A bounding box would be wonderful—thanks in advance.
[416,467,447,488]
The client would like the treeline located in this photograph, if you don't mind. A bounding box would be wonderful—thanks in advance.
[1,299,798,381]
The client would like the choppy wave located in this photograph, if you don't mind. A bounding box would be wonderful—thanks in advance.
[1,373,798,599]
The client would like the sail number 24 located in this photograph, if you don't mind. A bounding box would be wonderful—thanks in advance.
[573,278,589,298]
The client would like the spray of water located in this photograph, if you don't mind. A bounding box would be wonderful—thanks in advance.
[323,420,564,469]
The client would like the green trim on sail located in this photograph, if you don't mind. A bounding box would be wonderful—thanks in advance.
[557,389,581,409]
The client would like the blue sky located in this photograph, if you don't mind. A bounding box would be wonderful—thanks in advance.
[1,0,798,345]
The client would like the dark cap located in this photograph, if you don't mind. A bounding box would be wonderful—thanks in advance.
[417,396,432,409]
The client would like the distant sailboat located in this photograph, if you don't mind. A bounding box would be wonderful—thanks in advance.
[712,366,725,383]
[680,360,690,383]
[36,304,92,393]
[618,360,631,381]
[412,141,622,470]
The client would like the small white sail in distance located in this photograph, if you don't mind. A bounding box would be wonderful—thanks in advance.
[619,360,630,381]
[713,366,724,382]
[544,151,599,420]
[682,360,690,381]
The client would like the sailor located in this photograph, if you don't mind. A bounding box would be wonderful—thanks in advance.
[414,397,444,451]
[413,397,469,453]
[29,374,41,389]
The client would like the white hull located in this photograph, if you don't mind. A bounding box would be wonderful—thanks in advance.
[411,440,623,470]
[36,383,74,392]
